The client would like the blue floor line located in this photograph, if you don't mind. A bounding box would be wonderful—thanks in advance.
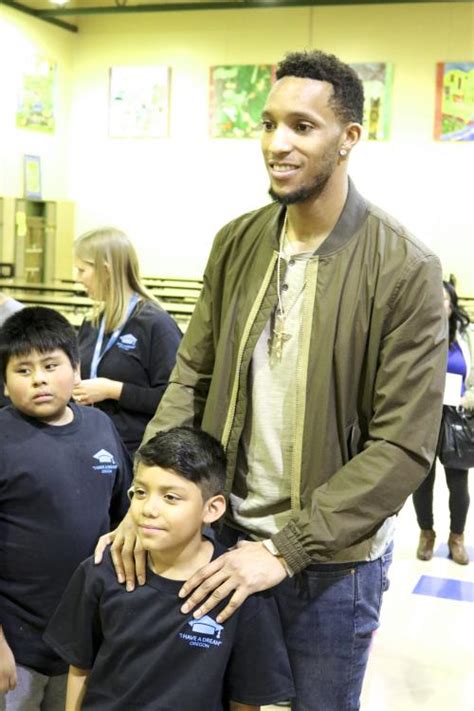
[412,575,474,602]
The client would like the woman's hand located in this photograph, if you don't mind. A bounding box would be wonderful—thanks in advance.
[0,628,17,693]
[94,512,146,590]
[73,378,123,405]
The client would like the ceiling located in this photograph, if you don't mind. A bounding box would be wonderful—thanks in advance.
[2,0,464,33]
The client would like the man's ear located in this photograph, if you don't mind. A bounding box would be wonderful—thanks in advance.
[202,494,226,525]
[339,121,363,157]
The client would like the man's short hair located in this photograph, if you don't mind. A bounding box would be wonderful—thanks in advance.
[135,427,226,500]
[276,50,364,125]
[0,307,79,379]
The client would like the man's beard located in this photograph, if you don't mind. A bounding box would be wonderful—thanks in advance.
[269,171,331,205]
[268,145,339,206]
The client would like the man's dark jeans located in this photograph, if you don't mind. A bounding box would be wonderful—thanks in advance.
[217,525,393,711]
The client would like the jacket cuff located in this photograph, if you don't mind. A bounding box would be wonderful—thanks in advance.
[272,523,313,574]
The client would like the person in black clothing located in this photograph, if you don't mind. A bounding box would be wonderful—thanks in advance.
[73,227,182,456]
[0,307,132,710]
[413,281,473,565]
[45,428,294,711]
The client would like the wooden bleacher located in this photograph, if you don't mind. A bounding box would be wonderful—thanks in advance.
[0,276,203,330]
[2,272,472,331]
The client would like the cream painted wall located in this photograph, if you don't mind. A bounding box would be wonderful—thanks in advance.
[71,2,474,288]
[0,6,75,201]
[1,3,473,289]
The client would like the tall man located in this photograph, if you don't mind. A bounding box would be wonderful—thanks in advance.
[109,51,447,710]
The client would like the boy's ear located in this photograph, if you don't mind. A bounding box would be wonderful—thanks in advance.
[73,365,81,385]
[202,494,226,525]
[4,382,9,397]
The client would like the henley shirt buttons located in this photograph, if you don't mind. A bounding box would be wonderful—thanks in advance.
[282,283,289,291]
[289,259,295,266]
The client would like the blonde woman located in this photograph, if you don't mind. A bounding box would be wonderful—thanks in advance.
[73,227,181,455]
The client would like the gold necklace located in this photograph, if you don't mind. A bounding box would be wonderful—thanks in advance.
[269,215,306,361]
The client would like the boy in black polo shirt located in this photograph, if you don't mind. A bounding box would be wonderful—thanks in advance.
[0,307,132,710]
[45,427,294,710]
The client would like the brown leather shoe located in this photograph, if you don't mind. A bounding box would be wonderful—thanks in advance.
[417,529,436,561]
[448,533,469,565]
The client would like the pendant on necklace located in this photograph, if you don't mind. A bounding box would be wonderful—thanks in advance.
[272,314,292,360]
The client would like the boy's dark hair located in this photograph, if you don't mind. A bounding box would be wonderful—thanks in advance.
[135,427,226,499]
[0,307,79,379]
[276,50,364,125]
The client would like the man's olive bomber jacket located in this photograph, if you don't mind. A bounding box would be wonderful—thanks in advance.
[145,181,447,573]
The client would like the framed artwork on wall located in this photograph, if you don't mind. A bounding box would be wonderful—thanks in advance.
[109,65,171,138]
[23,155,42,200]
[350,63,393,141]
[434,62,474,141]
[209,64,275,138]
[16,56,56,134]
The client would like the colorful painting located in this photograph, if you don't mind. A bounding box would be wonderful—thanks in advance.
[350,63,393,141]
[434,62,474,141]
[209,64,275,138]
[16,56,56,133]
[109,66,170,138]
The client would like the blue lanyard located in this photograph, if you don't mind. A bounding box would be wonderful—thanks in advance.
[90,293,139,379]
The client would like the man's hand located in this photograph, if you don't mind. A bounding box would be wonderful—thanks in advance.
[0,629,16,693]
[179,541,287,623]
[94,512,146,591]
[73,378,123,406]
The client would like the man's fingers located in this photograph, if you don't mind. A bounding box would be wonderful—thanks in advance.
[110,536,126,584]
[121,536,139,591]
[184,580,248,622]
[94,531,115,565]
[179,557,226,599]
[215,589,248,623]
[180,569,230,614]
[134,539,147,586]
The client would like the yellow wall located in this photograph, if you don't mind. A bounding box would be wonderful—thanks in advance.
[1,3,473,289]
[0,6,75,200]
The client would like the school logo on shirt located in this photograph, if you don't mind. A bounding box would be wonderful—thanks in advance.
[178,616,224,649]
[117,333,137,351]
[92,449,117,475]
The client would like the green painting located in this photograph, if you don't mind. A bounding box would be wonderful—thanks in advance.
[210,64,275,139]
[434,63,474,141]
[16,56,56,133]
[350,63,393,141]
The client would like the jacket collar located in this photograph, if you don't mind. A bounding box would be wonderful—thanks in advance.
[270,178,369,257]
